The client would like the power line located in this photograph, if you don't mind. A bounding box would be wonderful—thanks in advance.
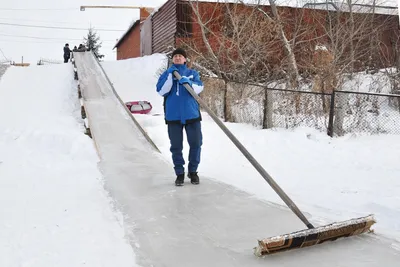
[0,39,67,44]
[0,32,116,42]
[0,8,77,11]
[0,47,8,61]
[0,39,116,47]
[0,22,124,32]
[0,16,126,28]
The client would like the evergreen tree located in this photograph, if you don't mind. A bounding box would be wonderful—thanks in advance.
[84,27,104,60]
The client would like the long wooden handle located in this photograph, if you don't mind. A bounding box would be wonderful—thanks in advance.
[173,71,314,229]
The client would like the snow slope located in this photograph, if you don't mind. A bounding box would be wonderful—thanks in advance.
[102,54,400,247]
[0,64,137,266]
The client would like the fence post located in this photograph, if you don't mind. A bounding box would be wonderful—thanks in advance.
[223,80,228,122]
[262,88,273,129]
[327,91,335,137]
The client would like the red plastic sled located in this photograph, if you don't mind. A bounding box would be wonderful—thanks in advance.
[125,101,152,114]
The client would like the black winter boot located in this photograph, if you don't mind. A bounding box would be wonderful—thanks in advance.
[188,172,200,184]
[175,173,184,186]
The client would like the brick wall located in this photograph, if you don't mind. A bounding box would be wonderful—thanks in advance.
[116,8,153,60]
[117,23,141,60]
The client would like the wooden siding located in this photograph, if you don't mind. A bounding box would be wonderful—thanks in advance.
[152,0,177,53]
[141,17,153,56]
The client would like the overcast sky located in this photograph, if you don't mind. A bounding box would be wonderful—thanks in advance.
[0,0,166,64]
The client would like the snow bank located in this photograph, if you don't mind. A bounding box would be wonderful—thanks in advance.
[0,64,137,267]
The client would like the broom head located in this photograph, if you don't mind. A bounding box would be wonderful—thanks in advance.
[254,214,376,256]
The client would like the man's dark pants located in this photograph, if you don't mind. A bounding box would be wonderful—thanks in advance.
[167,121,202,175]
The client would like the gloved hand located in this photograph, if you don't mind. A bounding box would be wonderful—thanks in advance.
[179,77,192,86]
[167,65,179,75]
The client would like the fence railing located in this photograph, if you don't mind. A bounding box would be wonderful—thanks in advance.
[200,77,400,136]
[37,58,63,65]
[0,64,9,80]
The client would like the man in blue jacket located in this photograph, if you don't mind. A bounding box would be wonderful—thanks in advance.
[156,48,204,186]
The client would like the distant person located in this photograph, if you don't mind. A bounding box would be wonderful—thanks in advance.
[156,48,204,186]
[76,44,87,52]
[73,46,78,52]
[63,43,71,63]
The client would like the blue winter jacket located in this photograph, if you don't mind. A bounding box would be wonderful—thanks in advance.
[156,64,204,124]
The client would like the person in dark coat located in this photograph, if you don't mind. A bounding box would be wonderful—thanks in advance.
[156,48,204,186]
[63,43,71,63]
[76,44,88,52]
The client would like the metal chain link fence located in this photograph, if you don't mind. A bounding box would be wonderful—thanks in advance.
[332,91,400,135]
[201,77,400,136]
[266,89,331,132]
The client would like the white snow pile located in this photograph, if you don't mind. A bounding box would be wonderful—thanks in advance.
[0,64,137,267]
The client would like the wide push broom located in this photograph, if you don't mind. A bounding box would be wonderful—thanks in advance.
[173,71,376,255]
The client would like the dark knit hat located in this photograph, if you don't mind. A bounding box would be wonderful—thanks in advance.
[172,48,187,58]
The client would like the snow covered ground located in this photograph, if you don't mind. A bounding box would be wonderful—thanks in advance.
[102,54,400,247]
[0,64,137,266]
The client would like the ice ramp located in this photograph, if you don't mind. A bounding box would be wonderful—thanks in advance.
[73,52,400,267]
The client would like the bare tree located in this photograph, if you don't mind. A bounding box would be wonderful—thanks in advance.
[181,0,293,87]
[332,2,390,73]
[180,0,397,90]
[246,0,300,88]
[297,0,396,93]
